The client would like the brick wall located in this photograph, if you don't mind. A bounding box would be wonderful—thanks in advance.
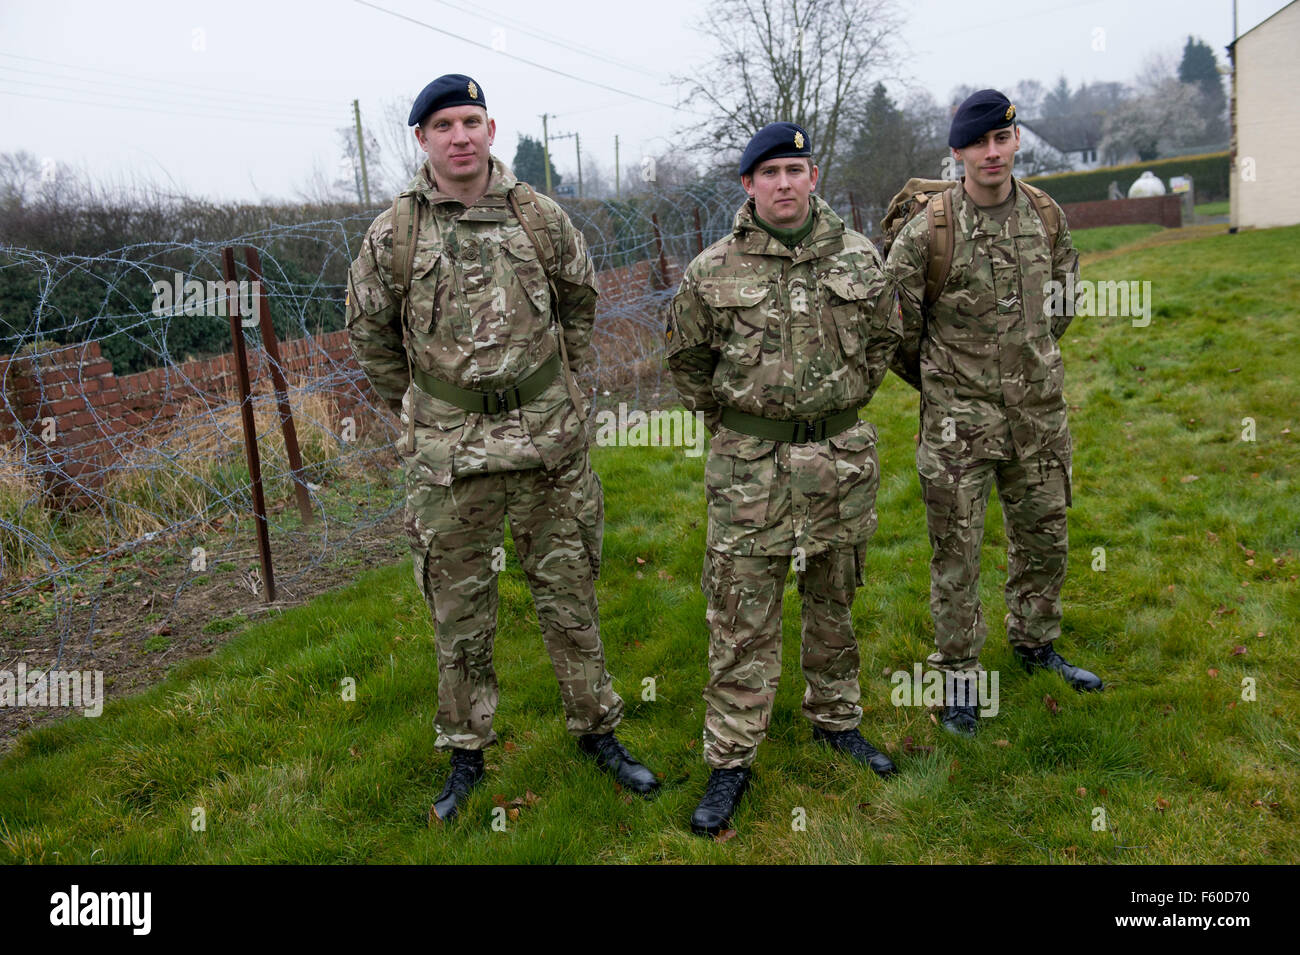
[1060,194,1184,230]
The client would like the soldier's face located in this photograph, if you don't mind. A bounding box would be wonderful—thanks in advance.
[953,125,1020,190]
[415,105,496,186]
[742,158,818,228]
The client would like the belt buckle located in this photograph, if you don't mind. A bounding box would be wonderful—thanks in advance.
[482,390,503,414]
[798,420,817,443]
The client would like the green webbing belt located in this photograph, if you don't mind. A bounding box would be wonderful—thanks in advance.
[719,406,861,443]
[411,352,561,414]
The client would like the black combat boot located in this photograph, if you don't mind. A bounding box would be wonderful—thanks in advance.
[690,767,751,837]
[577,732,660,795]
[941,670,982,737]
[430,748,485,824]
[1014,643,1103,692]
[811,726,899,778]
[940,701,979,737]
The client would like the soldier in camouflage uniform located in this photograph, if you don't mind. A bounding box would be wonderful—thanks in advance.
[667,123,902,837]
[885,89,1103,738]
[347,75,658,822]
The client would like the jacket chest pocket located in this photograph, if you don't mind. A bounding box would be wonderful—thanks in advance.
[821,270,874,358]
[502,231,552,318]
[698,278,771,365]
[406,247,443,335]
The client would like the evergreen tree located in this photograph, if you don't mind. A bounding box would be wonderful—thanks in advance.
[1178,35,1227,141]
[512,134,561,191]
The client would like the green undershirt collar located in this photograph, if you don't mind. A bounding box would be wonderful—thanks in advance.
[754,203,815,249]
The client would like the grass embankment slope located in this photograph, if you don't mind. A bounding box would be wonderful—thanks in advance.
[2,224,1296,864]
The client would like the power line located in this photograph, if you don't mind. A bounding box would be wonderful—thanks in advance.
[0,85,338,128]
[427,0,662,78]
[0,66,341,122]
[352,0,696,114]
[0,50,344,113]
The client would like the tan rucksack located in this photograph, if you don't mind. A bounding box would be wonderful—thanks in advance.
[879,177,1061,309]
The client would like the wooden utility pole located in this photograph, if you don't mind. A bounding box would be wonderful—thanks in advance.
[540,113,553,195]
[352,99,371,206]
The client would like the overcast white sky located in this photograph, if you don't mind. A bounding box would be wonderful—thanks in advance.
[1,0,1288,202]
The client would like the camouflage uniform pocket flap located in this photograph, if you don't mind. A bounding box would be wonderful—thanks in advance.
[821,270,873,302]
[409,386,468,433]
[712,426,777,461]
[698,278,770,309]
[827,419,878,452]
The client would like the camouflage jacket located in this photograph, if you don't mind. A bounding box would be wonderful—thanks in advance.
[666,196,901,556]
[885,177,1079,461]
[346,156,598,484]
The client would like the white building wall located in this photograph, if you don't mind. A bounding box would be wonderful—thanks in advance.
[1233,1,1300,229]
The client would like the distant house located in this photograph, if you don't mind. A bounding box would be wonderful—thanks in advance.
[1230,0,1300,229]
[1019,118,1114,172]
[1014,124,1075,175]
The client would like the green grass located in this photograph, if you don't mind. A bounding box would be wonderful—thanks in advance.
[1071,223,1166,254]
[1,225,1297,864]
[1196,201,1229,217]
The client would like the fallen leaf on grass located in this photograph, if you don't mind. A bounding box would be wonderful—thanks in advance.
[1076,787,1087,798]
[1207,668,1219,678]
[504,741,517,752]
[902,736,934,755]
[1231,645,1248,656]
[1155,798,1171,812]
[1180,474,1199,484]
[1043,694,1060,715]
[993,739,1010,748]
[714,828,738,844]
[635,557,646,565]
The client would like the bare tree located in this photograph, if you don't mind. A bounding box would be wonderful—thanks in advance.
[673,0,903,199]
[371,97,426,196]
[1101,51,1211,162]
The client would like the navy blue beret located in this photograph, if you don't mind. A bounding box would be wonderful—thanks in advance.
[739,122,812,177]
[948,89,1017,149]
[408,74,486,127]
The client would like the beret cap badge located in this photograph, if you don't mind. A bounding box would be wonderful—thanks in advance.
[468,81,478,100]
[1005,104,1015,121]
[793,131,804,149]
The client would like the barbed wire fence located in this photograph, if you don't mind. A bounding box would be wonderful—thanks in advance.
[0,179,758,666]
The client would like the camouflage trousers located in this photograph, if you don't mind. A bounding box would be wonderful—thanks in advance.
[701,544,866,769]
[917,444,1071,673]
[404,449,623,750]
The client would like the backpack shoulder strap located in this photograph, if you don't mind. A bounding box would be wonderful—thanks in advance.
[1018,180,1062,250]
[505,182,588,423]
[923,188,955,309]
[390,193,421,294]
[506,182,560,279]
